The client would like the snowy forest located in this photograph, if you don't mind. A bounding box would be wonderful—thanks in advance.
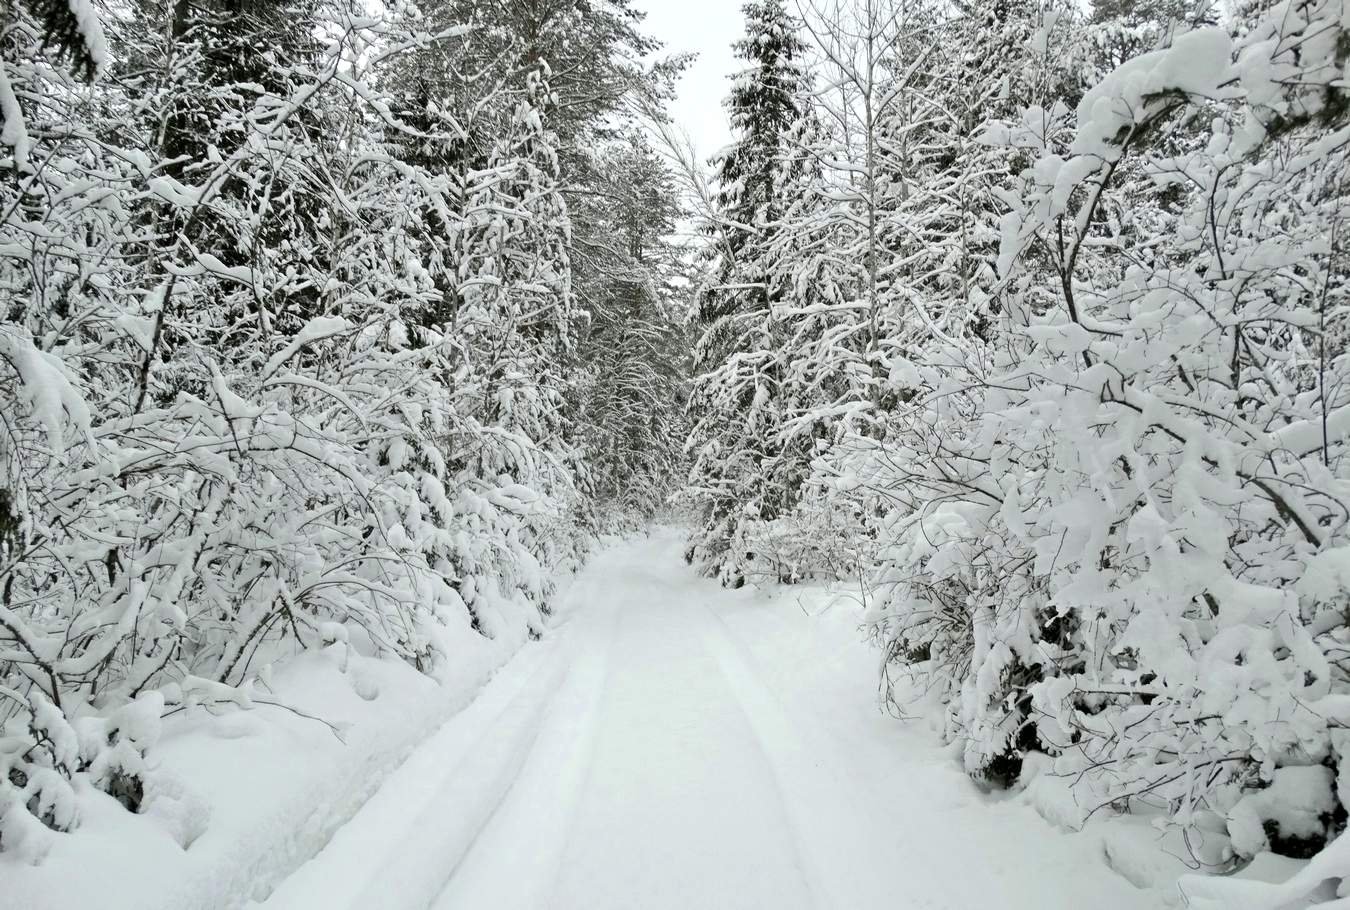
[1,0,1349,907]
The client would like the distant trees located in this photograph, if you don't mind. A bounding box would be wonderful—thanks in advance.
[572,135,690,524]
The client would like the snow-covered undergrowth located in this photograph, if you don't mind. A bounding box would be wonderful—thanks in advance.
[0,621,539,910]
[851,3,1350,888]
[757,568,1350,909]
[712,570,1312,908]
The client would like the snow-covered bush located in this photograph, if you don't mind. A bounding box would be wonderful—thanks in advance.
[860,0,1350,862]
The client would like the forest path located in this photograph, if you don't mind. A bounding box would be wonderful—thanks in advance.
[254,530,1160,910]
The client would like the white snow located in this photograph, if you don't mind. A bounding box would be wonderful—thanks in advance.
[1228,766,1338,859]
[1072,26,1236,158]
[0,326,93,453]
[0,615,534,909]
[259,316,351,381]
[67,0,109,76]
[257,532,1171,910]
[7,530,1307,909]
[0,61,30,168]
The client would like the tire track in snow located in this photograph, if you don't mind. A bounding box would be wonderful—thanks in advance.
[251,624,578,910]
[682,600,825,910]
[692,596,966,910]
[543,564,818,910]
[429,592,621,910]
[251,545,630,910]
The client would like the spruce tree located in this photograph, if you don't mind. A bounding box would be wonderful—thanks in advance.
[684,0,813,584]
[698,0,809,325]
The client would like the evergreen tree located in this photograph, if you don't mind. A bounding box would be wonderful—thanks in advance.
[698,0,809,325]
[683,0,815,584]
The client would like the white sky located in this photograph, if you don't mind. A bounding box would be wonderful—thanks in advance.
[632,0,745,162]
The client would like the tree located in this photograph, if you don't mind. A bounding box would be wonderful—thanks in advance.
[0,0,678,859]
[684,0,816,584]
[571,134,690,524]
[859,0,1350,870]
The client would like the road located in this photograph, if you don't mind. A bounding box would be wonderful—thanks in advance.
[255,531,1160,910]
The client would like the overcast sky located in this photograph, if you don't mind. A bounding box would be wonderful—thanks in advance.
[632,0,745,162]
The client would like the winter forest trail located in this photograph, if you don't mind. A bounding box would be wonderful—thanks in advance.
[255,530,1160,910]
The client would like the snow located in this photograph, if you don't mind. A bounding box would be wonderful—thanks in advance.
[67,0,109,76]
[148,176,206,208]
[1300,549,1350,602]
[0,612,535,909]
[0,326,93,454]
[28,692,79,771]
[10,530,1346,907]
[1180,836,1350,909]
[259,316,351,381]
[255,532,1170,910]
[1229,766,1339,859]
[0,61,30,168]
[1072,27,1236,158]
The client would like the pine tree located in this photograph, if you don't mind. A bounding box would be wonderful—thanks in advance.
[698,0,809,325]
[684,0,815,584]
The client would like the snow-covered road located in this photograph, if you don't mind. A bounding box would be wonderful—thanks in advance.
[255,531,1162,910]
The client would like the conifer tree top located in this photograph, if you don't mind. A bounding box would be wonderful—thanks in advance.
[709,0,809,267]
[718,4,807,183]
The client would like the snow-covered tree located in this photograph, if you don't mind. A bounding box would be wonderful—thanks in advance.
[571,134,690,524]
[684,0,817,584]
[859,0,1350,870]
[0,0,677,860]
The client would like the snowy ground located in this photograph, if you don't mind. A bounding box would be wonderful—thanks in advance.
[9,529,1288,909]
[251,530,1173,910]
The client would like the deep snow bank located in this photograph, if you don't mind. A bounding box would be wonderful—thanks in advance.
[0,586,563,910]
[710,569,1320,909]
